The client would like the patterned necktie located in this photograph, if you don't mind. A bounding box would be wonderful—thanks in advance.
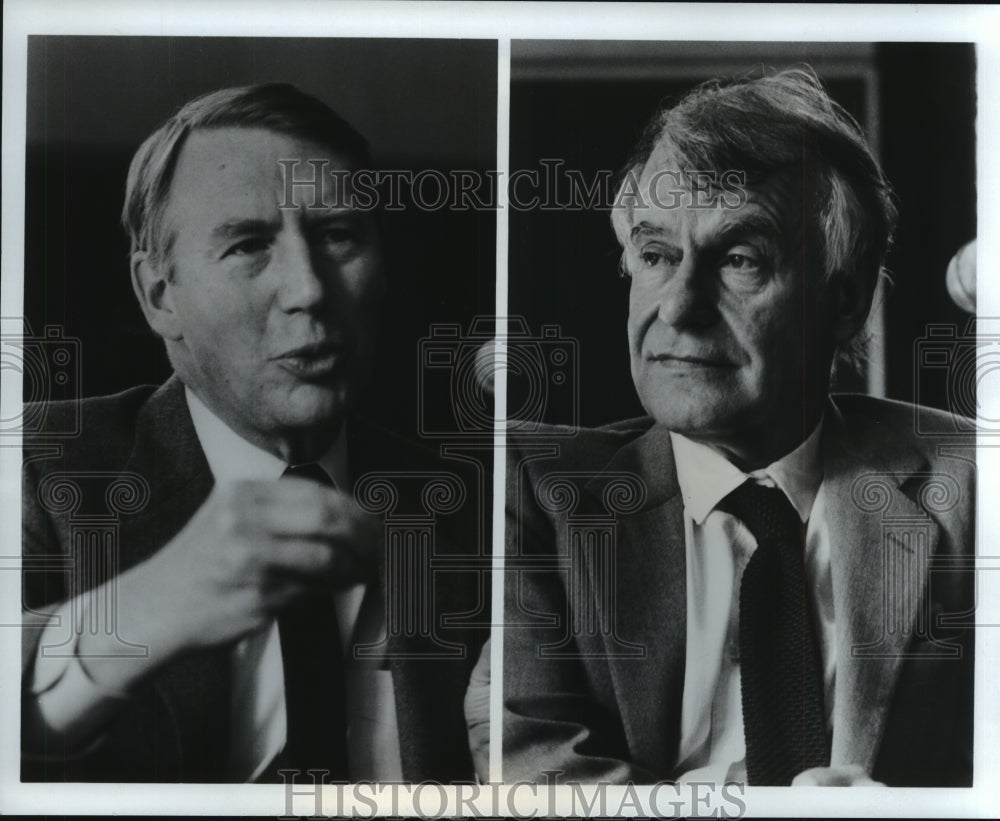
[717,480,830,785]
[278,463,349,779]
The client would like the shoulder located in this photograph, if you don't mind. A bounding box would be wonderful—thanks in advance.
[507,416,657,476]
[832,393,964,430]
[27,383,157,429]
[25,384,160,471]
[831,393,973,461]
[829,394,976,510]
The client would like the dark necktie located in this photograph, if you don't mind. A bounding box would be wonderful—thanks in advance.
[277,463,349,779]
[717,480,830,785]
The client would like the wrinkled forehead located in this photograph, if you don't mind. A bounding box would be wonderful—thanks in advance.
[183,127,359,192]
[152,126,374,260]
[162,127,373,230]
[620,137,808,246]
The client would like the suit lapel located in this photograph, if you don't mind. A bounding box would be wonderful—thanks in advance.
[566,403,940,778]
[116,376,230,778]
[584,424,687,776]
[118,375,215,571]
[822,399,933,771]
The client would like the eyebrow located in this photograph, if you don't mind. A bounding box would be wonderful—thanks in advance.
[628,212,784,246]
[305,207,367,224]
[629,220,664,243]
[209,218,281,242]
[712,212,784,247]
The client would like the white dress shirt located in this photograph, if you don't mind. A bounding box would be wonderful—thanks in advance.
[30,388,403,782]
[669,423,836,783]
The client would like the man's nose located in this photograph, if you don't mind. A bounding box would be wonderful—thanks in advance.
[655,259,718,329]
[276,232,328,312]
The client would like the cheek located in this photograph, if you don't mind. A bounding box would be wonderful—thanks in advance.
[181,285,268,354]
[626,280,657,349]
[357,269,387,307]
[739,309,807,387]
[722,285,799,349]
[342,250,385,296]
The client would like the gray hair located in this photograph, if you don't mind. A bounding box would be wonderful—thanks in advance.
[611,66,898,367]
[122,82,372,270]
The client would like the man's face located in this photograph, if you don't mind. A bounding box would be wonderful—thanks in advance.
[623,142,837,465]
[158,127,384,456]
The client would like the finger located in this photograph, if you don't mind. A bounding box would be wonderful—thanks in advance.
[260,497,381,559]
[222,481,360,537]
[791,768,824,786]
[256,538,338,577]
[261,538,374,586]
[219,477,350,509]
[835,764,879,785]
[792,765,881,786]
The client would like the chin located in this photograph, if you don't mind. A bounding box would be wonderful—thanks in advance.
[279,384,349,427]
[641,392,740,435]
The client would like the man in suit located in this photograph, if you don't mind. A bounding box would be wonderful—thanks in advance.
[499,68,974,787]
[22,83,485,782]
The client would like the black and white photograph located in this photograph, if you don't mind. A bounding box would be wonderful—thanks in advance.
[500,39,978,791]
[13,33,496,787]
[1,2,997,819]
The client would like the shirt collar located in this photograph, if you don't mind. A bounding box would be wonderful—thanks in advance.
[185,387,348,487]
[670,417,825,526]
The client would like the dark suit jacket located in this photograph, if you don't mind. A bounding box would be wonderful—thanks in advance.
[502,395,975,787]
[22,376,490,782]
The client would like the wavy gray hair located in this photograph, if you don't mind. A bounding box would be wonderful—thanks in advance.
[611,66,897,371]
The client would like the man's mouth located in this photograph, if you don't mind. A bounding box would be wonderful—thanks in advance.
[648,353,736,369]
[274,341,350,379]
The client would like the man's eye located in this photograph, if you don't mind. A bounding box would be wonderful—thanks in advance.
[639,248,680,268]
[719,250,765,275]
[223,237,269,258]
[315,222,366,254]
[724,253,756,269]
[323,228,357,244]
[718,248,770,289]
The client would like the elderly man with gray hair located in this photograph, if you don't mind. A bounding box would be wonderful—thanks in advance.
[498,67,974,787]
[22,82,485,783]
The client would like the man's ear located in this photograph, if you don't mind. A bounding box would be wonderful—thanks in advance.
[130,251,183,341]
[829,270,875,343]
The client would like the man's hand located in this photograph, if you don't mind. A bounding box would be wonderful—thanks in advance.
[791,765,884,786]
[464,638,492,781]
[77,477,381,689]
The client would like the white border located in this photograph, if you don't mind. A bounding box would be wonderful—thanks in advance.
[3,1,998,817]
[489,36,512,788]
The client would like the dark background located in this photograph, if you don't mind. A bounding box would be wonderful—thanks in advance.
[509,41,977,426]
[23,39,978,431]
[23,36,497,436]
